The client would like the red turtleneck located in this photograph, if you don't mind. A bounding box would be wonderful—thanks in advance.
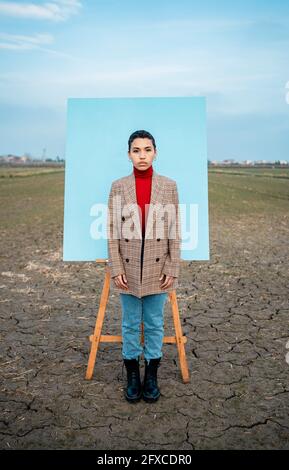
[133,164,153,237]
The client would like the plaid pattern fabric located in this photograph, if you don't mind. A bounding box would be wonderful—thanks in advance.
[107,170,181,298]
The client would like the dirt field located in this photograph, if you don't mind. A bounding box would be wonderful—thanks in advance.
[0,167,289,449]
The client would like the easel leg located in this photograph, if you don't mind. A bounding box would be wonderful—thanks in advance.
[85,266,190,384]
[169,290,190,383]
[85,267,110,380]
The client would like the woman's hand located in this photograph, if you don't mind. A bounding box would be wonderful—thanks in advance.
[159,273,175,289]
[113,273,128,290]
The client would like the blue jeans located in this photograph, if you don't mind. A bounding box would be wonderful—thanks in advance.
[120,292,168,363]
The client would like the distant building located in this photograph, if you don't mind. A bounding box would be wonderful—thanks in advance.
[207,158,288,167]
[20,155,31,163]
[255,160,268,164]
[0,154,32,163]
[221,159,236,165]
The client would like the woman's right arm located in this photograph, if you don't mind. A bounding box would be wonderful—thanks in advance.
[107,182,125,278]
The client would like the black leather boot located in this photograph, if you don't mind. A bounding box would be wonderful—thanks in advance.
[142,357,161,402]
[123,357,142,402]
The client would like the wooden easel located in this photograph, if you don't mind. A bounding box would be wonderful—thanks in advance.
[85,260,190,383]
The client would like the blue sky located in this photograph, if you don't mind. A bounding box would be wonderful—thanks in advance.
[0,0,289,161]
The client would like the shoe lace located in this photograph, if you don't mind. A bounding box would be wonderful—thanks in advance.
[122,362,139,381]
[130,370,138,380]
[146,374,157,387]
[144,365,158,387]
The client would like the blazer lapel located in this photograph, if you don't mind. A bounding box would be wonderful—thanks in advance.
[122,169,164,240]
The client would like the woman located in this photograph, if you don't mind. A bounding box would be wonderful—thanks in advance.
[107,129,181,403]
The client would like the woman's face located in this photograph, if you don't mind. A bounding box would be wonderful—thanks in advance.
[128,137,157,170]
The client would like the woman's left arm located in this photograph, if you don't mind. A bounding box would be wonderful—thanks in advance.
[162,181,181,278]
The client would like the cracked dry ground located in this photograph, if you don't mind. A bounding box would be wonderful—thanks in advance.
[1,211,289,449]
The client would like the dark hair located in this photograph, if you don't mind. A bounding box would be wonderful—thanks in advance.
[128,130,156,152]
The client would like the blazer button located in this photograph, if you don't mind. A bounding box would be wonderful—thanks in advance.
[122,216,125,221]
[156,257,160,262]
[125,238,129,242]
[126,258,129,263]
[157,238,160,241]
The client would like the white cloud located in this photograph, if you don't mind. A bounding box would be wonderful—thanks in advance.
[0,32,54,50]
[0,32,54,45]
[0,31,74,57]
[0,0,82,22]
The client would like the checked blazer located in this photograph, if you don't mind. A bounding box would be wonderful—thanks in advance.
[106,169,181,298]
